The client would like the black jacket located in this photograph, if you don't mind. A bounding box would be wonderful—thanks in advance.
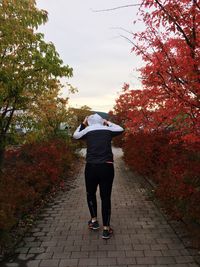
[73,120,124,163]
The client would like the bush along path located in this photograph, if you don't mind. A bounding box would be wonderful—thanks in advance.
[0,139,78,258]
[1,148,199,267]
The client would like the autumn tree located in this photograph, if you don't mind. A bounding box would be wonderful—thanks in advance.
[19,82,68,142]
[112,0,200,223]
[0,0,73,168]
[131,0,200,143]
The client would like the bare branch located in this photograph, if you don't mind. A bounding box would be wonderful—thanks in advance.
[92,4,140,13]
[155,0,192,48]
[110,27,133,35]
[193,0,200,10]
[157,72,200,109]
[119,34,136,47]
[120,34,153,64]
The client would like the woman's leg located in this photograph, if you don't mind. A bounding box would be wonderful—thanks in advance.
[99,163,114,227]
[85,163,99,219]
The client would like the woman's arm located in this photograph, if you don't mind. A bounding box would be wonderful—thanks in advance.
[73,117,88,139]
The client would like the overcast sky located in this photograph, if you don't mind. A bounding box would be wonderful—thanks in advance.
[36,0,143,112]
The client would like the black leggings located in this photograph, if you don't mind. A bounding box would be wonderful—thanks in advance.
[85,163,114,226]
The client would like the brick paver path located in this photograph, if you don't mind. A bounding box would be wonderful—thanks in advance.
[2,148,198,267]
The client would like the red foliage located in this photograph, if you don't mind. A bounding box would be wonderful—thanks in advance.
[132,0,200,145]
[113,84,200,222]
[0,139,74,231]
[123,132,171,178]
[120,129,200,222]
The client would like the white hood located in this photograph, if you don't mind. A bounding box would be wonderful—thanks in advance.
[87,113,104,126]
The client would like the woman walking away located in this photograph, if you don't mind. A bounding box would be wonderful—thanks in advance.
[73,113,124,239]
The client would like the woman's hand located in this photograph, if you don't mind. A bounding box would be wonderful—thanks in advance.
[83,116,88,126]
[103,120,109,126]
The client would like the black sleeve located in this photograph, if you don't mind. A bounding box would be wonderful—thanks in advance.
[79,123,86,131]
[111,129,124,137]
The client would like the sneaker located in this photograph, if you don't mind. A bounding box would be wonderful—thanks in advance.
[102,227,113,239]
[88,220,100,230]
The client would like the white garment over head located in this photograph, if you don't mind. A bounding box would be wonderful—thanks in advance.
[87,113,104,126]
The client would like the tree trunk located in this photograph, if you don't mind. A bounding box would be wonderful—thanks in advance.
[0,135,6,172]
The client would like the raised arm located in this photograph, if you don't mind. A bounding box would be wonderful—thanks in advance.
[105,121,124,136]
[73,116,89,139]
[73,123,88,139]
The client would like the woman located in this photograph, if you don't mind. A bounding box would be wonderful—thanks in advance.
[73,113,124,239]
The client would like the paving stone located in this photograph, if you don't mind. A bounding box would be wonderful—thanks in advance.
[117,257,136,265]
[133,244,150,250]
[116,244,133,251]
[35,252,53,259]
[108,251,126,258]
[71,251,89,258]
[98,257,117,265]
[64,245,81,252]
[89,251,107,258]
[175,255,196,263]
[42,241,58,247]
[80,245,98,251]
[78,258,98,265]
[24,237,36,242]
[74,240,91,246]
[29,247,46,254]
[98,244,117,251]
[40,259,59,266]
[24,242,42,248]
[125,250,144,257]
[26,260,41,267]
[38,236,52,242]
[161,249,182,256]
[53,252,71,259]
[46,246,65,253]
[33,232,46,237]
[15,247,29,254]
[136,256,156,264]
[59,258,79,266]
[150,244,169,250]
[155,256,176,264]
[144,250,162,257]
[16,253,35,260]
